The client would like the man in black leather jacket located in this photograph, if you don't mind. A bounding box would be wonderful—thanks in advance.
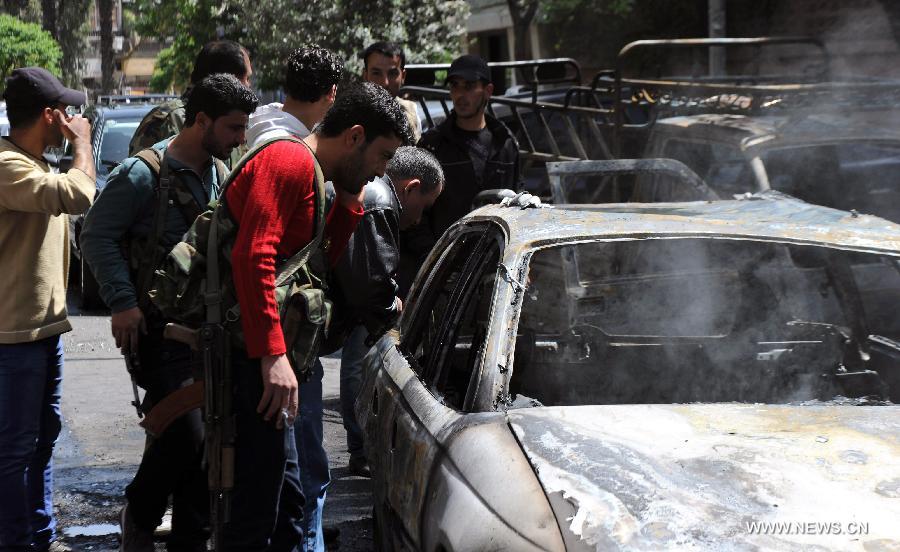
[333,146,444,475]
[401,54,520,295]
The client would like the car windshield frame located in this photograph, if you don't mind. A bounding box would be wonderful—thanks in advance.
[505,233,900,408]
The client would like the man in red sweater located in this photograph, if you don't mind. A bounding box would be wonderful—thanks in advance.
[222,81,412,550]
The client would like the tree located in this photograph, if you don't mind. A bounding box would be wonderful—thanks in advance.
[506,0,539,60]
[0,13,61,81]
[99,0,114,92]
[5,0,90,87]
[132,0,230,91]
[133,0,469,91]
[239,0,469,90]
[54,0,91,86]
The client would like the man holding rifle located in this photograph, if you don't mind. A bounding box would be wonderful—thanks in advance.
[86,77,409,550]
[80,74,258,551]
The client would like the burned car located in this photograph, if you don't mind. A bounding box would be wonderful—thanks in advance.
[632,112,900,222]
[355,169,900,550]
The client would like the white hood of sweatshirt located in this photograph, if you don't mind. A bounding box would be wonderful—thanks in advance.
[246,102,310,148]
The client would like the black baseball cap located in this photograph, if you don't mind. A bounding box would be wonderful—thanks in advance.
[2,67,86,108]
[446,55,491,84]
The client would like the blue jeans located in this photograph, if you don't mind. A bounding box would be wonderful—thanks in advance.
[0,335,64,551]
[339,326,369,459]
[222,349,304,551]
[294,360,329,552]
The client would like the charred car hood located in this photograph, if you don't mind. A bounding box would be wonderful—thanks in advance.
[507,404,900,551]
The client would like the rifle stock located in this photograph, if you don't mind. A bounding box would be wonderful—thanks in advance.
[201,322,233,551]
[164,322,200,350]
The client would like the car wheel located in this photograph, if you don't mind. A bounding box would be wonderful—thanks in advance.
[80,256,105,311]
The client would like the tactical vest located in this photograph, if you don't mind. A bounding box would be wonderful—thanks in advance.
[149,137,331,378]
[129,148,227,311]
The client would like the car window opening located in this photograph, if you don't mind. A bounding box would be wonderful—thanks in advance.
[510,238,900,408]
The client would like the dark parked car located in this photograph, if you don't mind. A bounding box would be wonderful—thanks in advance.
[356,166,900,550]
[68,100,166,309]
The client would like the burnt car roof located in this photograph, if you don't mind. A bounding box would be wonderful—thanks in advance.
[465,193,900,256]
[654,113,900,151]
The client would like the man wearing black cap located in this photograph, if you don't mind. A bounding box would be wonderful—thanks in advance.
[0,66,95,551]
[402,54,519,293]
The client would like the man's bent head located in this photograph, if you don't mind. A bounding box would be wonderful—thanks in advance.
[316,82,412,194]
[387,146,445,229]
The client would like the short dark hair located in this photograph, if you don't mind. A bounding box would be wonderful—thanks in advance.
[5,103,47,129]
[317,81,413,145]
[361,41,406,70]
[284,45,344,103]
[386,146,444,194]
[184,73,258,126]
[190,40,250,84]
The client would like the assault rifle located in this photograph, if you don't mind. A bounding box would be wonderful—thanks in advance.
[200,322,233,551]
[123,351,144,418]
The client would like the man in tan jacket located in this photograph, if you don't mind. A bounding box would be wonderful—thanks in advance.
[0,66,95,551]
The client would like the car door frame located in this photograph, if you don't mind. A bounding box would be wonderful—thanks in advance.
[359,219,513,547]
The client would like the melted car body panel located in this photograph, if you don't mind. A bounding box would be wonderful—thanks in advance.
[509,404,900,551]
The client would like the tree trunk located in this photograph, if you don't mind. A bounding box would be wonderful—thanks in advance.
[506,0,538,60]
[41,0,57,38]
[2,0,30,17]
[879,0,900,52]
[99,0,114,93]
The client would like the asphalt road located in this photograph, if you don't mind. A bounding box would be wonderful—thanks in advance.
[53,292,375,550]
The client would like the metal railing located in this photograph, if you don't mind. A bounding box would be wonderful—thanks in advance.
[401,85,614,164]
[405,57,582,99]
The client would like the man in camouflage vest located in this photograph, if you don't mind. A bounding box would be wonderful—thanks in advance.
[81,74,258,551]
[128,40,253,157]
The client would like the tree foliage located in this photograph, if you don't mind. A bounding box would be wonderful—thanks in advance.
[134,0,469,92]
[2,0,83,86]
[132,0,234,91]
[55,0,90,87]
[0,13,61,82]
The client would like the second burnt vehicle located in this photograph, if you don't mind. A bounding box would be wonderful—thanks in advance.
[632,111,900,219]
[355,161,900,551]
[596,38,900,216]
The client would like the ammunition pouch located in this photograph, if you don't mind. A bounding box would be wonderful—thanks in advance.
[279,262,333,381]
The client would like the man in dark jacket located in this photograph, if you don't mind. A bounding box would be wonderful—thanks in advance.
[402,54,519,295]
[334,146,444,476]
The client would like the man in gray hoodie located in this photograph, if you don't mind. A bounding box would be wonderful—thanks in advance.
[244,44,343,552]
[246,45,343,147]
